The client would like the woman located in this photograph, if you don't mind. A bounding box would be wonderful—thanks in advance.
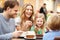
[16,3,34,31]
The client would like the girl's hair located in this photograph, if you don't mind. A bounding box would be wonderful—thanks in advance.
[34,13,45,29]
[34,13,45,23]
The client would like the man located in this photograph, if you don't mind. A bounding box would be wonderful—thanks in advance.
[39,3,47,20]
[0,0,22,40]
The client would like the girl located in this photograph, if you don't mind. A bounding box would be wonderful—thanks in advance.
[30,13,46,35]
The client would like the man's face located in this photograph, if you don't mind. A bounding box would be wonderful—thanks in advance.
[8,5,19,18]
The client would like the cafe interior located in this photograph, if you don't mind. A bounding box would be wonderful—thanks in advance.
[0,0,60,40]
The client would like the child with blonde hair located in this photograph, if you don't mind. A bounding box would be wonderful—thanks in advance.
[30,13,46,35]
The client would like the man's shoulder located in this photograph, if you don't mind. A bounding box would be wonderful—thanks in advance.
[10,18,15,21]
[10,18,15,23]
[0,13,3,17]
[0,14,3,20]
[0,14,3,24]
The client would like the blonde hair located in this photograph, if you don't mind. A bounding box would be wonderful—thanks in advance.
[34,13,45,29]
[21,3,34,20]
[46,14,60,31]
[34,13,45,24]
[34,13,46,34]
[20,3,34,26]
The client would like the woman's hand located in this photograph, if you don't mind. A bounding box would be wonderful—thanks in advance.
[22,20,32,31]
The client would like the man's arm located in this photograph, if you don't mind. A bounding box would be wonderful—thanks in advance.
[0,33,13,40]
[0,21,13,40]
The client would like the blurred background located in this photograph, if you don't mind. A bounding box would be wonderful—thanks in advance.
[0,0,60,13]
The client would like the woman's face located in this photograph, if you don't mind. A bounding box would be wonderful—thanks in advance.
[25,5,33,18]
[36,18,43,27]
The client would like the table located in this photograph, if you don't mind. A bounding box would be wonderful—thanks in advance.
[12,37,42,40]
[12,34,43,40]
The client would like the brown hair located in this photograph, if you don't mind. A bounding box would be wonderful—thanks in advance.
[3,0,19,11]
[43,3,46,5]
[46,14,60,31]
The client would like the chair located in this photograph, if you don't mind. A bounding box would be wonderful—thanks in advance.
[54,36,60,40]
